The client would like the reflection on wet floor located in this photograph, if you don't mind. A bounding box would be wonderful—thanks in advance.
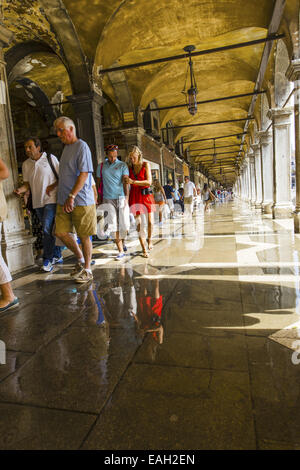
[68,265,166,357]
[1,202,300,449]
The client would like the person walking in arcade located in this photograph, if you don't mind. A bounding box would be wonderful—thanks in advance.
[127,146,155,258]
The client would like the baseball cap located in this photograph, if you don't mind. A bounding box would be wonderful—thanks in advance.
[105,144,118,152]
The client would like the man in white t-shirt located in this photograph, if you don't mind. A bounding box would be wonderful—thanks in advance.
[183,176,197,216]
[14,137,61,272]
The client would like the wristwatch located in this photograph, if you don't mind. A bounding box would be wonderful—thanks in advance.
[68,193,75,199]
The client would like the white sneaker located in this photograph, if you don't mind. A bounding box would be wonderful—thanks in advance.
[42,260,53,272]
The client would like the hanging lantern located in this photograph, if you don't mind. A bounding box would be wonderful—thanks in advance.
[187,87,197,115]
[182,45,198,116]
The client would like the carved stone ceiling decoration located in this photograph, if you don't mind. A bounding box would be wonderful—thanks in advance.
[2,0,60,52]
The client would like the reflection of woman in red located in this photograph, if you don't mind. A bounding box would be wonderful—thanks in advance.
[127,146,155,258]
[136,278,163,345]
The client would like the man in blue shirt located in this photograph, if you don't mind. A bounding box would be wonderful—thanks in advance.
[96,144,129,260]
[54,116,97,283]
[163,180,175,219]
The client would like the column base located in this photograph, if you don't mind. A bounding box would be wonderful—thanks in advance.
[272,204,293,219]
[255,202,262,210]
[262,202,273,214]
[2,229,35,274]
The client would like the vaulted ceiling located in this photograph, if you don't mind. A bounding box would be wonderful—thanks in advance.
[1,0,298,184]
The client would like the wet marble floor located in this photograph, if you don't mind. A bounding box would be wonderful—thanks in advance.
[1,201,300,449]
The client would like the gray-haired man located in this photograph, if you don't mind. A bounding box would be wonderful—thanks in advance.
[54,116,97,283]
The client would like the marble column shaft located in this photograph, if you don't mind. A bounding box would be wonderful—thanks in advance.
[0,24,34,272]
[251,143,262,208]
[286,59,300,231]
[258,129,273,214]
[267,107,293,219]
[249,154,256,205]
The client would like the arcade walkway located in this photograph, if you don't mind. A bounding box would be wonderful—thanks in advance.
[1,201,300,450]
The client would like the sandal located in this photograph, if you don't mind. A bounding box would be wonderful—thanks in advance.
[141,251,149,258]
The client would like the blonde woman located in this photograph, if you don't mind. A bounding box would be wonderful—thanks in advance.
[153,179,166,225]
[0,158,19,312]
[127,146,156,257]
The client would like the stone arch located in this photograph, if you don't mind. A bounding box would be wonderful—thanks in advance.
[143,100,161,138]
[5,41,54,78]
[14,77,56,124]
[106,67,136,126]
[39,0,91,95]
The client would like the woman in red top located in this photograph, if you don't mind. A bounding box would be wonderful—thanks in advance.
[127,146,155,257]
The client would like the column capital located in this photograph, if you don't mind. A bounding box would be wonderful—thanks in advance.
[120,126,145,138]
[120,126,146,149]
[267,107,293,125]
[251,143,260,155]
[0,23,14,48]
[286,59,300,82]
[67,91,106,107]
[257,129,272,145]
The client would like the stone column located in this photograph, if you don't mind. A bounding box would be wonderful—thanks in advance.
[239,172,244,200]
[286,59,300,231]
[245,158,252,204]
[67,91,106,170]
[258,129,273,214]
[242,165,249,202]
[0,24,34,273]
[249,154,256,206]
[267,108,293,218]
[245,163,249,202]
[252,143,263,209]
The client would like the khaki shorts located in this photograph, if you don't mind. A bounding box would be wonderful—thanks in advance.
[184,196,193,204]
[55,204,97,238]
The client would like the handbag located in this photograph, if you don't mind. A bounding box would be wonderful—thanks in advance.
[141,188,153,195]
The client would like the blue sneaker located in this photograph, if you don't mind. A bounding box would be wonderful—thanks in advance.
[42,260,53,272]
[115,253,125,261]
[52,256,63,264]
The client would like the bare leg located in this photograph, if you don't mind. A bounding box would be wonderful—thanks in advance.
[147,212,154,250]
[80,236,93,270]
[56,232,83,260]
[135,215,147,255]
[0,282,15,308]
[154,279,160,299]
[159,208,163,223]
[114,231,123,253]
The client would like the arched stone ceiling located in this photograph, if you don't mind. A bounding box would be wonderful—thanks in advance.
[62,0,122,61]
[1,0,297,184]
[95,0,274,68]
[90,0,277,182]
